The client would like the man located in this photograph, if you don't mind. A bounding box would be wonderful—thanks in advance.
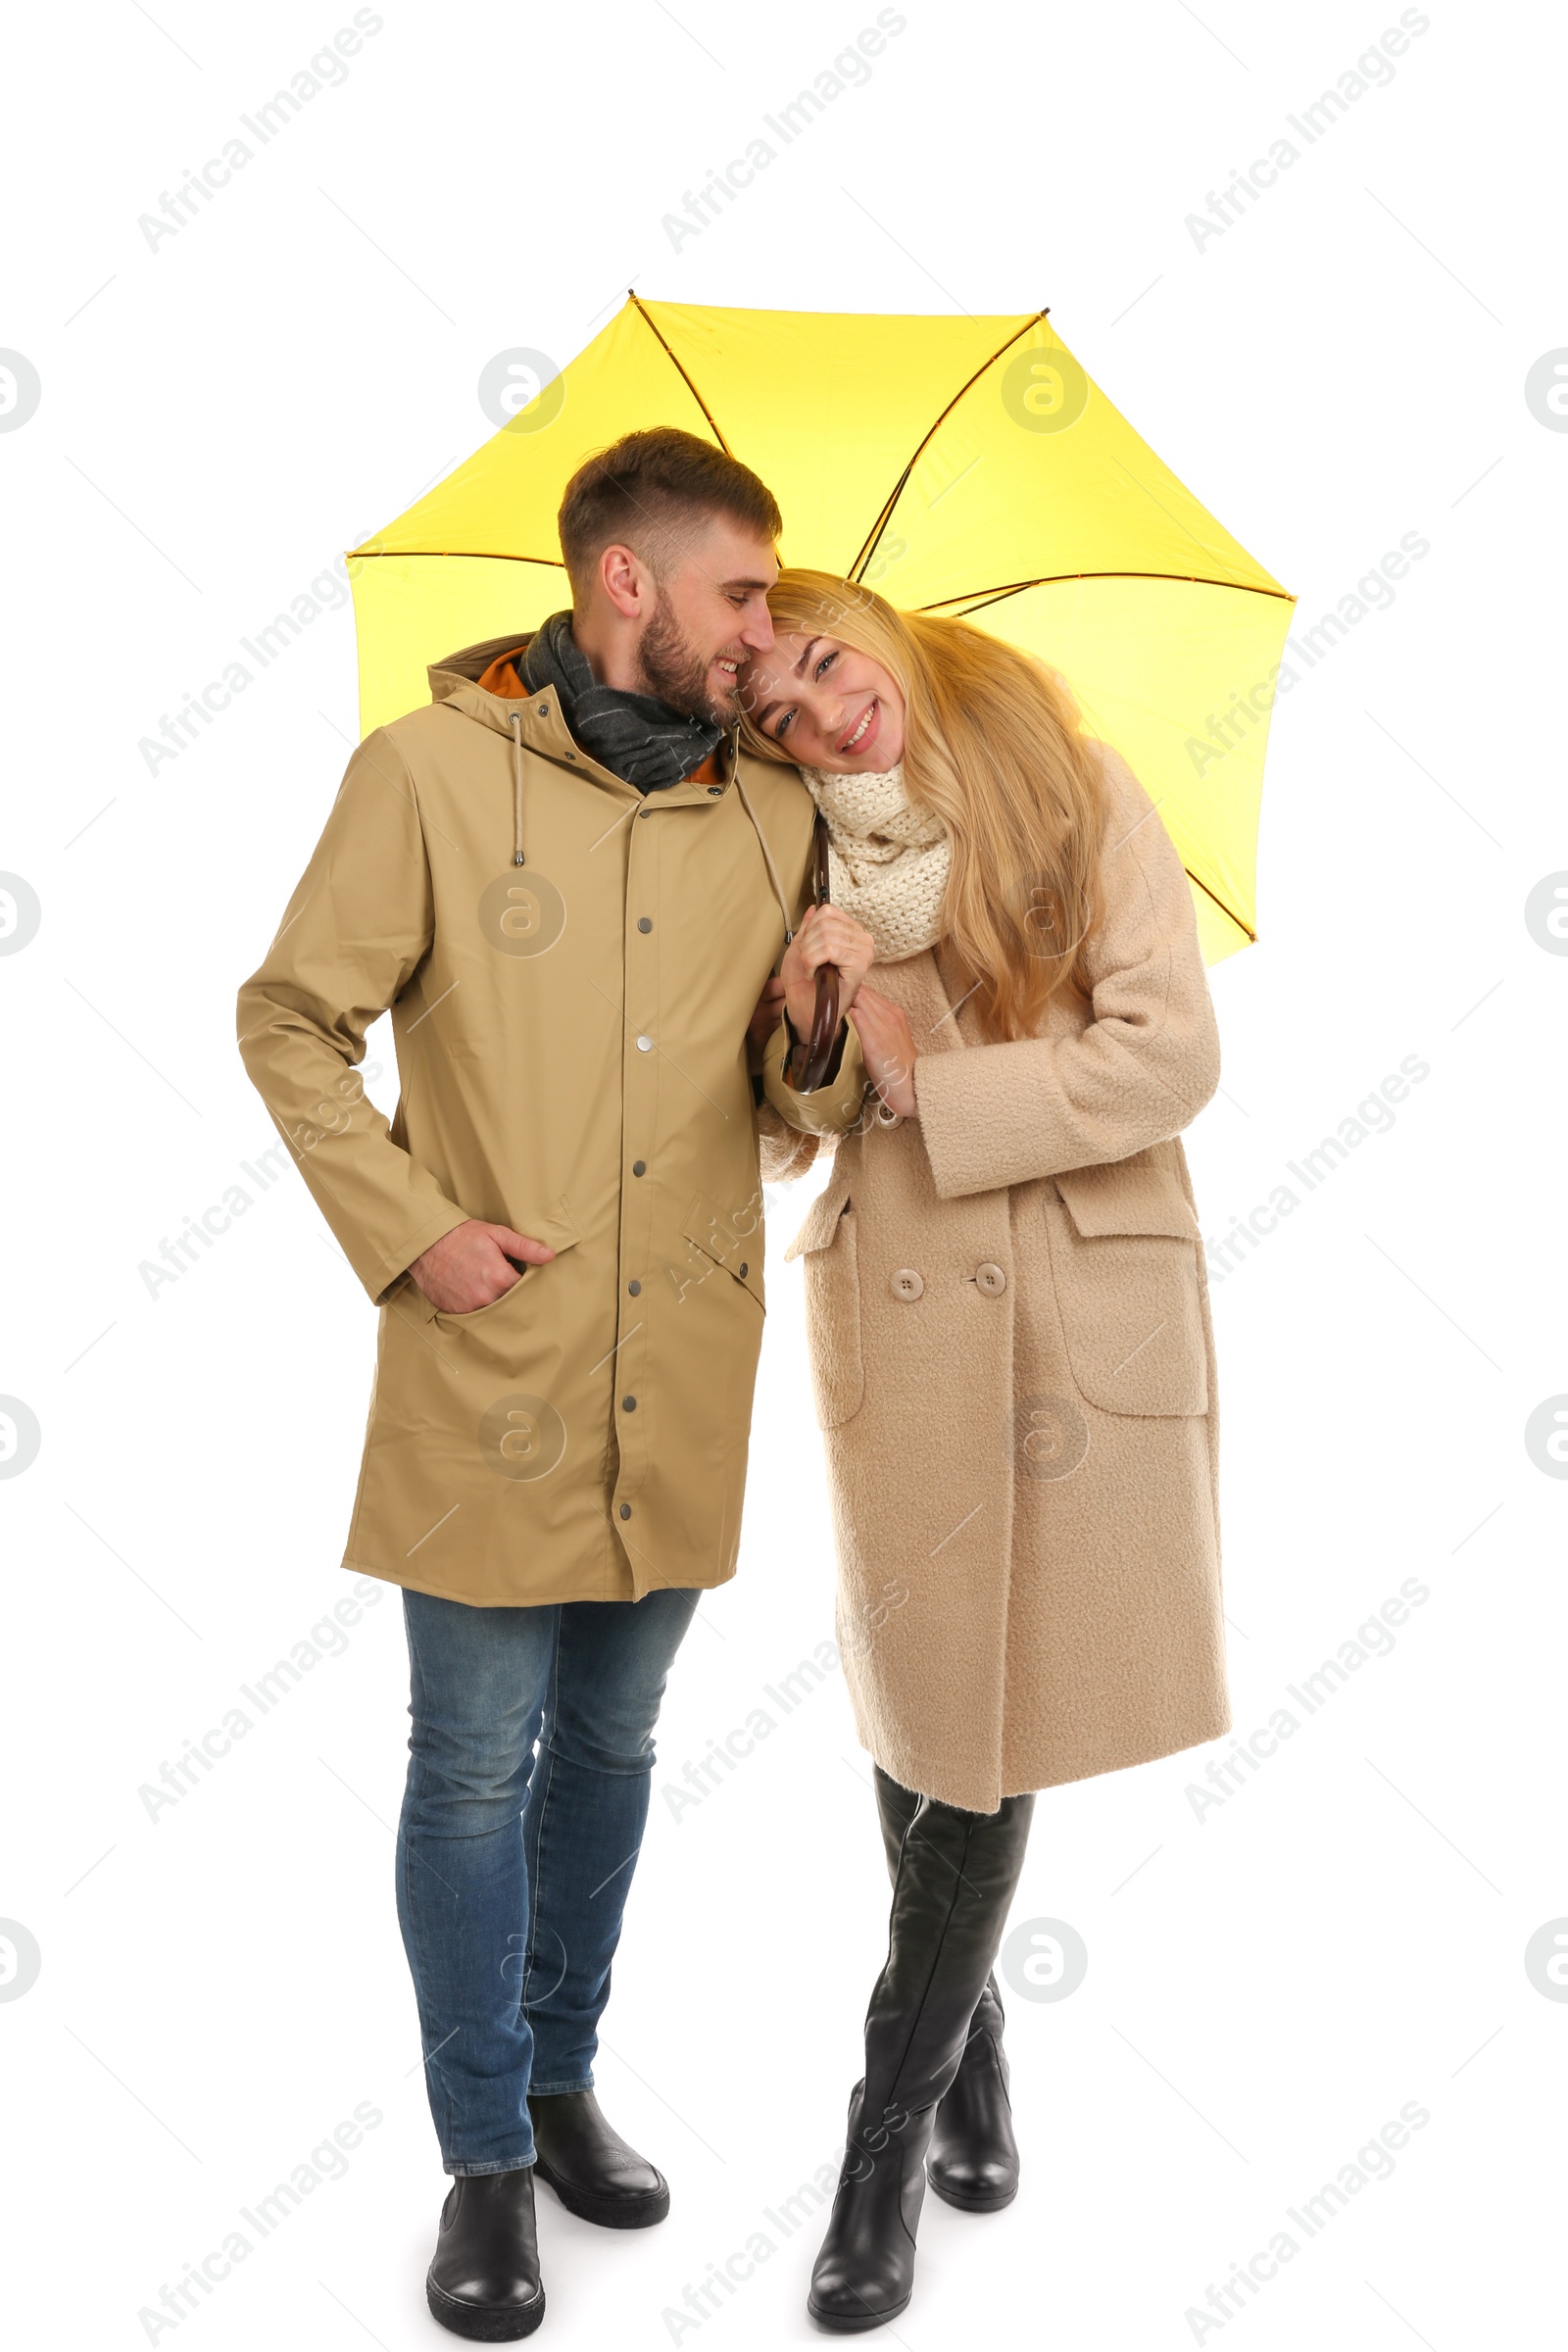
[236,429,870,2341]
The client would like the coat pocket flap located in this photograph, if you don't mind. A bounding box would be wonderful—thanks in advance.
[681,1193,764,1307]
[528,1195,582,1255]
[1054,1155,1200,1241]
[784,1177,852,1262]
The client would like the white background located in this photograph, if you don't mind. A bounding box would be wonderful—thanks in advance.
[2,2,1564,2346]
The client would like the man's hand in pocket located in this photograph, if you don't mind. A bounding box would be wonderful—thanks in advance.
[409,1221,555,1314]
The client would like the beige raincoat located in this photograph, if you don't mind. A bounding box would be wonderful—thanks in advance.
[237,634,863,1607]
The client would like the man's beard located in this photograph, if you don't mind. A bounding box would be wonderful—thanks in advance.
[636,585,736,726]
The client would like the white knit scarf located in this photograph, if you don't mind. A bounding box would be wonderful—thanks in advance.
[797,760,951,963]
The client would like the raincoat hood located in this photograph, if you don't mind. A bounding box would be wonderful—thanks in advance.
[421,632,797,920]
[427,627,610,766]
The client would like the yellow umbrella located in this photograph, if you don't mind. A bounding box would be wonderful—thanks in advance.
[348,298,1294,963]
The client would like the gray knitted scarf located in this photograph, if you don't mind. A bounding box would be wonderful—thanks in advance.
[520,611,722,793]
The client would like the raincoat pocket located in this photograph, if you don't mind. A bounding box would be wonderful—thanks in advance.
[1047,1157,1207,1417]
[680,1193,765,1311]
[430,1270,538,1329]
[423,1197,583,1337]
[789,1185,863,1432]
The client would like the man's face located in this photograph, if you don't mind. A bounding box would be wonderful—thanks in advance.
[634,514,778,724]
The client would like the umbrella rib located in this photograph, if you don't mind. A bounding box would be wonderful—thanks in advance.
[627,289,735,456]
[348,548,565,565]
[920,569,1270,942]
[1185,867,1256,943]
[920,570,1296,612]
[846,309,1050,584]
[348,549,567,565]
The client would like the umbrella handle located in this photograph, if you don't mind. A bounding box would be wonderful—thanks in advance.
[787,811,844,1094]
[792,960,842,1093]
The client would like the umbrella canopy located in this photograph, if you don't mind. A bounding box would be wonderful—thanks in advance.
[348,298,1293,962]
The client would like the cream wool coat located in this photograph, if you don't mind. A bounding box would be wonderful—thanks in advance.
[762,746,1230,1810]
[236,633,863,1609]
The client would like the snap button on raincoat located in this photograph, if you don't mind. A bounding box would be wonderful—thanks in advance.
[236,634,867,1606]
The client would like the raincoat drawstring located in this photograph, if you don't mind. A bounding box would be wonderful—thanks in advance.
[732,743,796,944]
[509,711,526,867]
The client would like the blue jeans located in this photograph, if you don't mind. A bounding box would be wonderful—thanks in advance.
[397,1584,701,2176]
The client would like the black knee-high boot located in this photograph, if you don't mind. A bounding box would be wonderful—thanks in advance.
[808,1783,1035,2331]
[872,1767,1021,2213]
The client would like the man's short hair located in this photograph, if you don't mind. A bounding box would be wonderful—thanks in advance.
[557,427,782,599]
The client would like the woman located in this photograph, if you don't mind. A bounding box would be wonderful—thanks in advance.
[738,573,1230,2332]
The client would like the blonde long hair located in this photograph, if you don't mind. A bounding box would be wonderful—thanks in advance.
[739,570,1107,1043]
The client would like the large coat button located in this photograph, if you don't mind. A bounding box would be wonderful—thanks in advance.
[975,1262,1007,1297]
[891,1268,924,1301]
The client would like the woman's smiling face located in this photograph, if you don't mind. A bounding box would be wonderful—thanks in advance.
[739,629,906,771]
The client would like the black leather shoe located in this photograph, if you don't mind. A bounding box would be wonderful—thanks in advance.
[927,1979,1020,2212]
[528,2088,669,2228]
[808,2080,933,2331]
[425,2166,545,2341]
